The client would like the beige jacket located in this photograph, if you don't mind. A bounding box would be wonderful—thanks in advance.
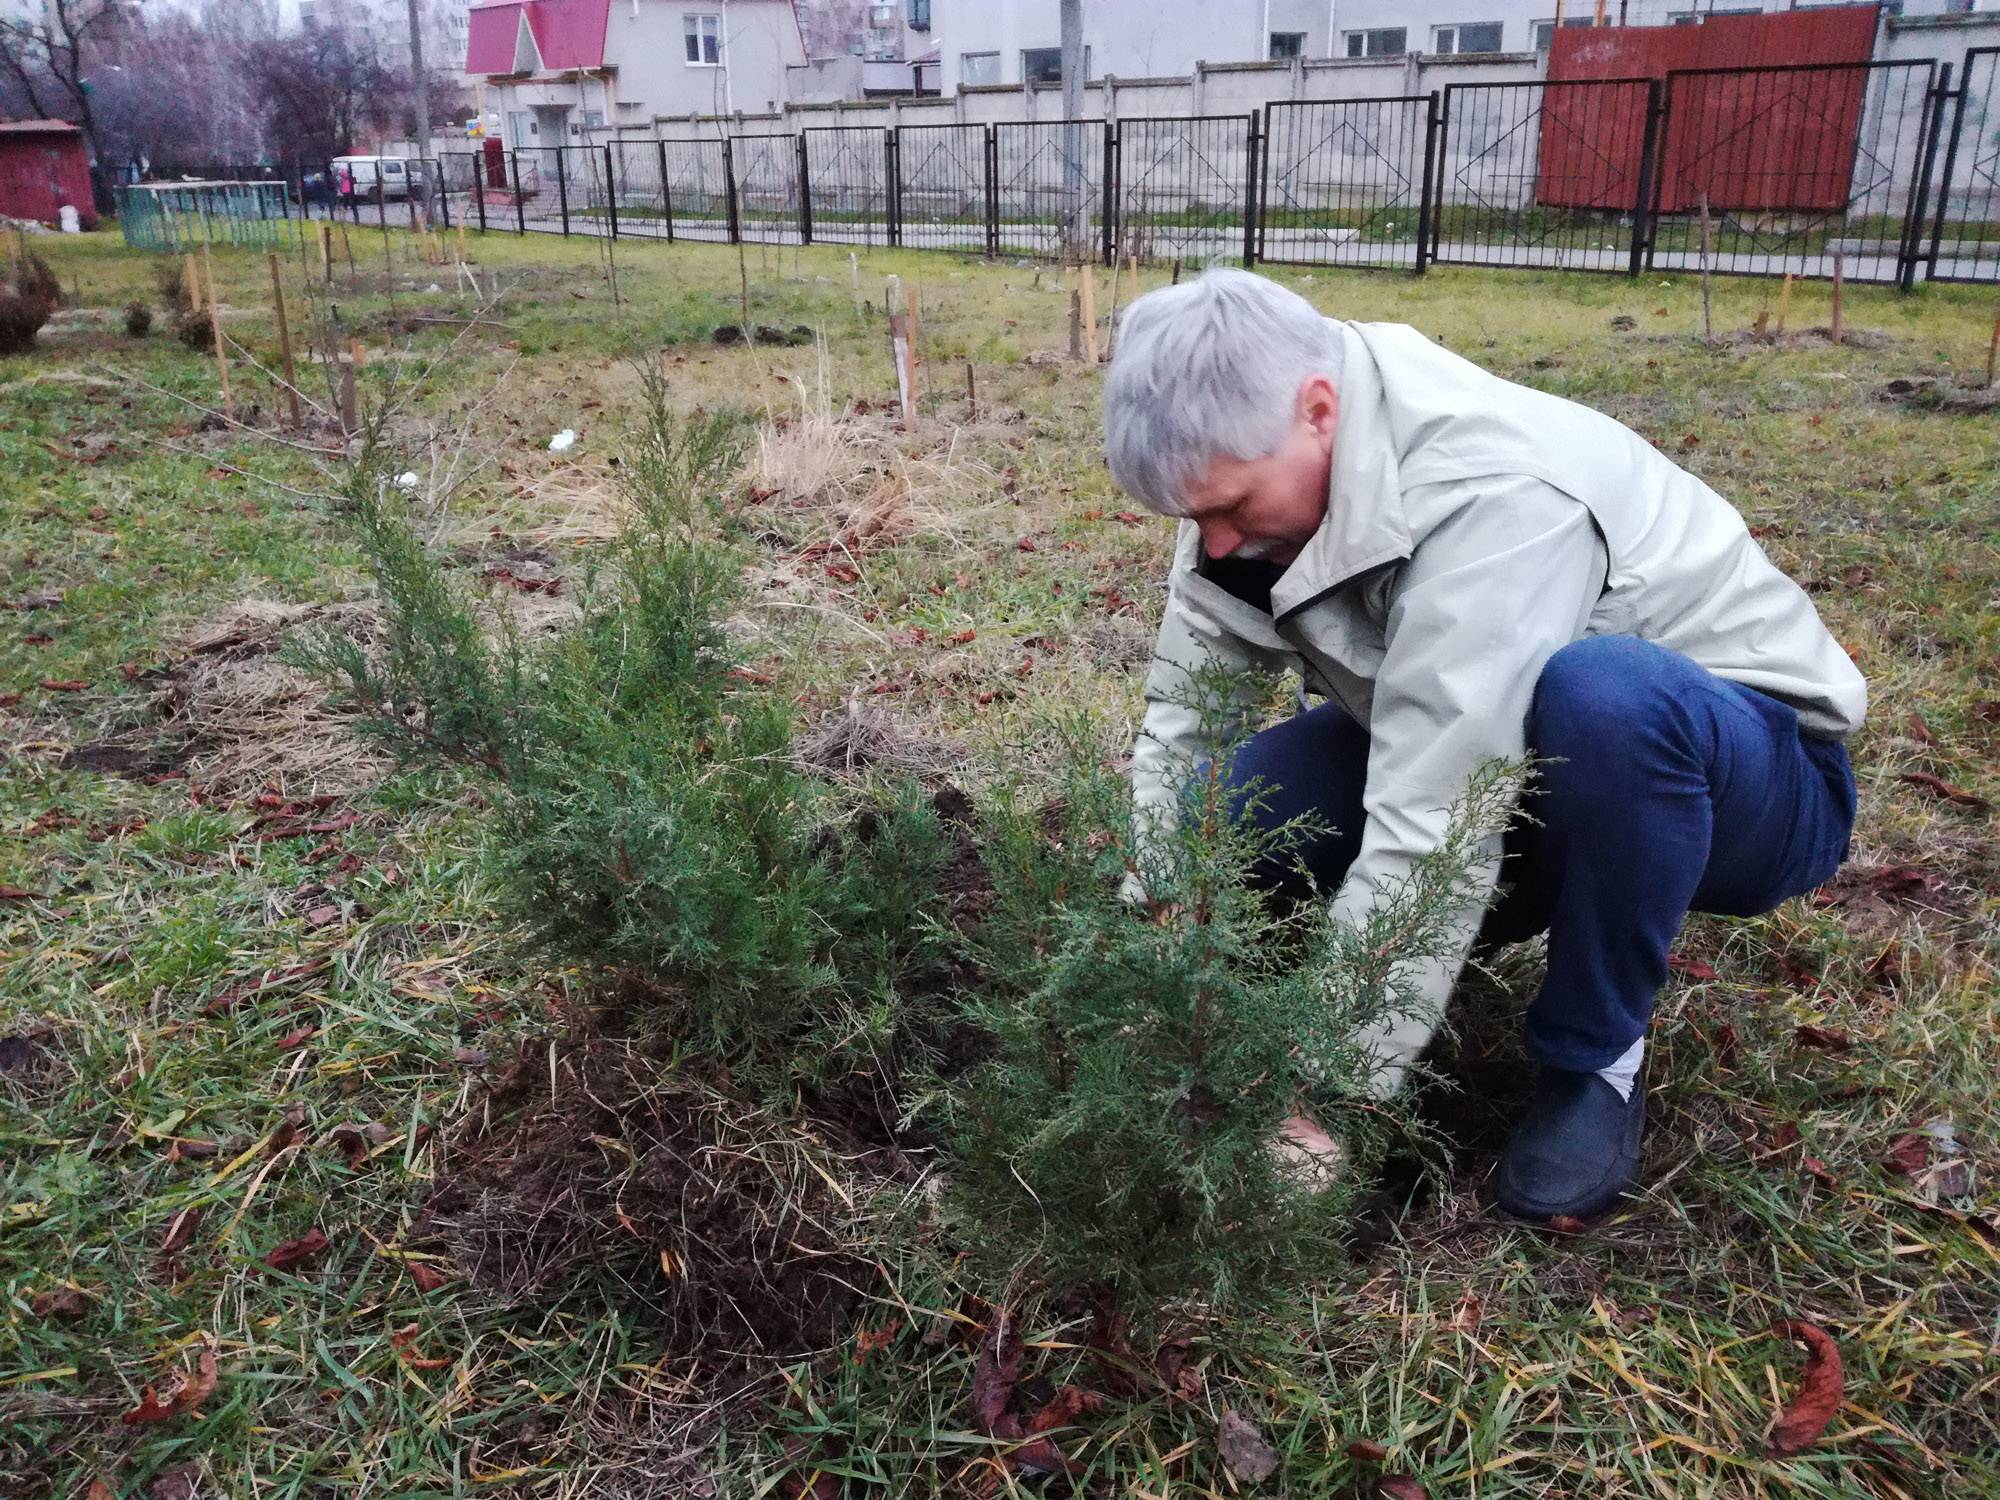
[1130,320,1867,1095]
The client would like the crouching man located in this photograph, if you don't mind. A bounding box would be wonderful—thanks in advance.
[1105,270,1864,1222]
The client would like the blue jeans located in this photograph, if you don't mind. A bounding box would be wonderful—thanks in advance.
[1211,635,1858,1072]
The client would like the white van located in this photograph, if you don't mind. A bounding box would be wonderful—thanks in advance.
[332,155,419,203]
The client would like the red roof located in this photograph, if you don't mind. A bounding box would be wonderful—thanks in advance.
[466,0,611,75]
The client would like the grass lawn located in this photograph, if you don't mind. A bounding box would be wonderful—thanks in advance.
[2,227,1997,1499]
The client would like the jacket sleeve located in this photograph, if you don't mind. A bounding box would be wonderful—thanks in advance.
[1128,560,1295,889]
[1338,477,1606,1095]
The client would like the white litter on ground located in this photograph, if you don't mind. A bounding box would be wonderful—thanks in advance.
[549,429,577,453]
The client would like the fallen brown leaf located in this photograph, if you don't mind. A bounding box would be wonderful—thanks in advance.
[39,678,89,692]
[1667,953,1718,981]
[1346,1438,1390,1463]
[1905,711,1933,744]
[1897,771,1990,811]
[388,1322,451,1370]
[1378,1479,1430,1500]
[1549,1215,1587,1234]
[263,1227,330,1272]
[1766,1319,1843,1456]
[1795,1024,1851,1052]
[121,1347,218,1425]
[1882,1133,1929,1176]
[408,1260,453,1292]
[853,1320,900,1362]
[159,1206,203,1259]
[29,1286,90,1320]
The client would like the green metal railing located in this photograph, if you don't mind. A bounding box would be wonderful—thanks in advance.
[116,182,297,252]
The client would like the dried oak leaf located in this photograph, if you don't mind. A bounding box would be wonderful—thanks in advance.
[1897,772,1990,812]
[1548,1215,1588,1234]
[408,1260,453,1292]
[121,1348,218,1425]
[388,1322,451,1371]
[1794,1025,1852,1052]
[263,1227,331,1272]
[971,1317,1023,1435]
[158,1206,203,1259]
[1882,1133,1929,1176]
[1346,1438,1390,1463]
[853,1319,900,1363]
[1025,1384,1103,1435]
[1377,1478,1430,1500]
[1766,1319,1843,1457]
[1217,1408,1281,1484]
[29,1286,91,1320]
[1667,953,1718,981]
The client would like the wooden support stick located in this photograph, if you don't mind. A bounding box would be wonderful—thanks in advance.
[319,224,333,288]
[1986,309,1998,389]
[1069,289,1084,361]
[1080,262,1100,363]
[884,274,915,426]
[268,254,302,429]
[1776,272,1793,335]
[338,357,358,437]
[850,251,862,317]
[1830,251,1845,346]
[1697,193,1714,345]
[185,252,204,314]
[965,359,976,419]
[202,245,231,417]
[904,282,922,385]
[349,336,366,370]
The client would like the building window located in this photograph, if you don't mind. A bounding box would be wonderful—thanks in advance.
[1269,31,1306,59]
[1433,22,1504,55]
[961,50,1000,85]
[908,0,930,30]
[1532,17,1597,49]
[1022,47,1064,84]
[1343,28,1406,59]
[683,13,720,65]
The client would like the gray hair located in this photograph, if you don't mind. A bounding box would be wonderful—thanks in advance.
[1103,268,1345,517]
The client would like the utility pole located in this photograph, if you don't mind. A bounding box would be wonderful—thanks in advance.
[1059,0,1085,260]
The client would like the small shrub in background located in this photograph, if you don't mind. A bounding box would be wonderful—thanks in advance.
[0,250,61,356]
[123,300,154,338]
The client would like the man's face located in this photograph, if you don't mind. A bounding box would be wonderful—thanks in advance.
[1179,374,1338,567]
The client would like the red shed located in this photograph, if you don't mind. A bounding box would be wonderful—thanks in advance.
[0,120,97,230]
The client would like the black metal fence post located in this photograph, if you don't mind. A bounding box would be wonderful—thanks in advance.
[476,153,489,233]
[1630,79,1665,280]
[984,124,1000,257]
[724,136,741,243]
[605,142,619,239]
[1415,91,1441,276]
[886,129,901,248]
[510,150,527,236]
[556,147,570,236]
[658,140,676,242]
[796,133,813,245]
[1101,124,1116,266]
[1427,96,1447,268]
[1242,112,1260,268]
[1901,62,1951,291]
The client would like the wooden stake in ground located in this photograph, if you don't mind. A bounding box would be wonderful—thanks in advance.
[268,254,302,428]
[1080,262,1100,363]
[1986,308,1999,389]
[349,337,366,370]
[1171,258,1183,285]
[202,244,232,418]
[1776,272,1793,335]
[1697,193,1715,345]
[1069,288,1084,361]
[1830,252,1845,346]
[184,252,204,315]
[850,252,862,317]
[339,221,357,283]
[319,224,334,288]
[338,357,358,437]
[965,359,977,419]
[885,275,916,427]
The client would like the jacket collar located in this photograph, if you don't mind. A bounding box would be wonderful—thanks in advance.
[1270,320,1411,621]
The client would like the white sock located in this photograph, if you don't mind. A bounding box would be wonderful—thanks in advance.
[1594,1037,1646,1102]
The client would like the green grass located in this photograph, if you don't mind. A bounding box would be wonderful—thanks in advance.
[3,226,1997,1498]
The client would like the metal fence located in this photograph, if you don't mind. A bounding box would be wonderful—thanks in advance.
[1260,96,1436,272]
[127,52,2000,288]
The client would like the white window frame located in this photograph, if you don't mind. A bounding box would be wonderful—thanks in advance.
[960,50,1001,86]
[683,13,721,66]
[1433,21,1505,56]
[1343,27,1407,59]
[1268,31,1306,60]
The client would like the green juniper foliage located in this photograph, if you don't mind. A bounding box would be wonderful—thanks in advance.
[942,704,1515,1313]
[312,370,1506,1313]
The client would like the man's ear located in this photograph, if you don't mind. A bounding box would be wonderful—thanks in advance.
[1297,373,1339,449]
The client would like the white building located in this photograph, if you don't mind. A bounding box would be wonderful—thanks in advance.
[465,0,807,145]
[286,0,474,71]
[926,0,1988,94]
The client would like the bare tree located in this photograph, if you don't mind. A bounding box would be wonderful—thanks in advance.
[0,0,137,166]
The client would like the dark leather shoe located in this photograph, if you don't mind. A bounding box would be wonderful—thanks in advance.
[1495,1068,1645,1221]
